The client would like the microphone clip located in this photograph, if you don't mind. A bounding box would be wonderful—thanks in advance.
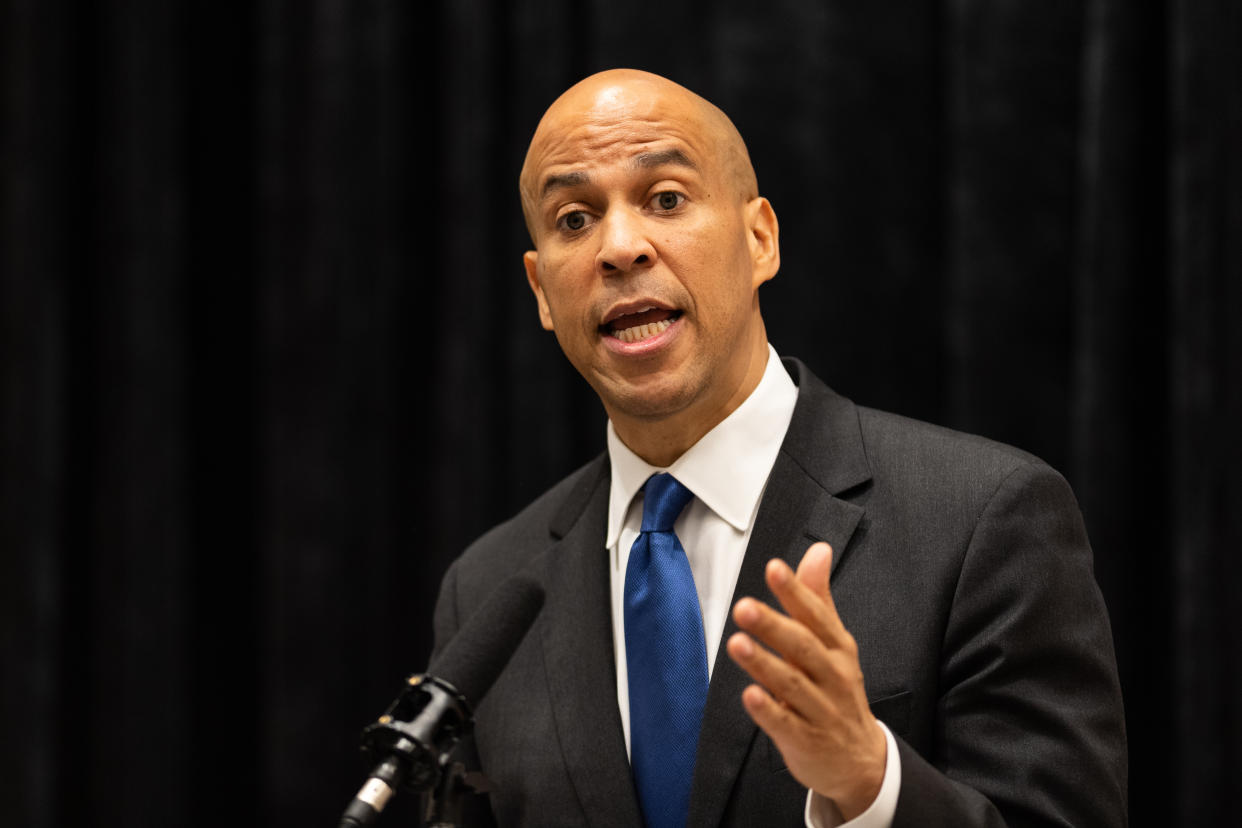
[359,674,473,794]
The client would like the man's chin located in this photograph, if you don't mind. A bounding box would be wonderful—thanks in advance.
[594,374,702,424]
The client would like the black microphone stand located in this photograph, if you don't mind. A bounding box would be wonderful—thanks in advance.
[340,574,545,826]
[338,675,488,828]
[422,760,489,828]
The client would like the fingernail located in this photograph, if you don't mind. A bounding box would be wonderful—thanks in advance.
[768,559,789,585]
[732,634,754,658]
[742,685,766,710]
[735,599,758,624]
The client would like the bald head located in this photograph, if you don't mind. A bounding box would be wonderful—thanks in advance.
[519,69,759,242]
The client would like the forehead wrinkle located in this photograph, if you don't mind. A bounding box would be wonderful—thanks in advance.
[631,148,697,173]
[541,170,590,199]
[540,148,698,201]
[533,132,699,204]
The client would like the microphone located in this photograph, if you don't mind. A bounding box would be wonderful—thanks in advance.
[338,574,546,827]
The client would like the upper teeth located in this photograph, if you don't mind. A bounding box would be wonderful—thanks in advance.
[613,318,673,343]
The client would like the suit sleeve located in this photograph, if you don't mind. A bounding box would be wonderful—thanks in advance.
[892,462,1128,827]
[431,558,462,663]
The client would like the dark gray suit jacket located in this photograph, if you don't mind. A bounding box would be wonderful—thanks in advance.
[432,359,1128,827]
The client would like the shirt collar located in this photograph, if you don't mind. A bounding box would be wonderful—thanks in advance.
[605,344,799,548]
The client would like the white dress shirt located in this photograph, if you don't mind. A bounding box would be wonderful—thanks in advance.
[604,345,900,828]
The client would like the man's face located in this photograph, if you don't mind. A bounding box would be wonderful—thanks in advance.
[521,75,779,434]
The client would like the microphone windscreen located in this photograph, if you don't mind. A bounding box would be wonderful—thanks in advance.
[427,574,545,707]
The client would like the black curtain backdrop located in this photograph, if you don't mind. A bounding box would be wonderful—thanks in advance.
[3,1,1239,826]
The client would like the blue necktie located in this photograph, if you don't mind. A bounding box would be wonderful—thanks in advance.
[624,473,708,828]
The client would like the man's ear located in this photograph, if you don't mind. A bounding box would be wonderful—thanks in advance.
[745,197,780,288]
[524,250,555,331]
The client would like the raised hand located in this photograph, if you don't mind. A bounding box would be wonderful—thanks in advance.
[726,542,887,820]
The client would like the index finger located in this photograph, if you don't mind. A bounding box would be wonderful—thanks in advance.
[765,543,848,646]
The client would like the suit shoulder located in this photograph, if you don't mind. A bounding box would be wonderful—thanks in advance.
[856,405,1043,465]
[783,358,1064,502]
[853,405,1068,502]
[451,453,607,583]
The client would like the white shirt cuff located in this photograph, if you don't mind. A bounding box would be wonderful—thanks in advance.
[803,720,901,828]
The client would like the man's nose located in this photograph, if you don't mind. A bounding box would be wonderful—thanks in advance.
[596,209,657,275]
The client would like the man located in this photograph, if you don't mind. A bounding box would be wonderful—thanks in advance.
[432,69,1127,827]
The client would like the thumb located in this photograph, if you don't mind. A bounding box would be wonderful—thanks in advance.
[795,541,833,600]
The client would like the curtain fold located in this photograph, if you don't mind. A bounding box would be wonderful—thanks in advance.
[1166,0,1242,819]
[3,1,1238,824]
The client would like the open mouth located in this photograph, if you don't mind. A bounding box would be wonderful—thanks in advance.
[601,307,683,344]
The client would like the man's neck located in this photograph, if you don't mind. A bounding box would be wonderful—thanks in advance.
[609,342,771,467]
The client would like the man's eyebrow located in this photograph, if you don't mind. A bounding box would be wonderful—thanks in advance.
[541,170,590,199]
[538,150,697,200]
[632,149,698,172]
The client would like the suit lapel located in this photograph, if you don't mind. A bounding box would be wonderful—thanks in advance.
[532,361,872,828]
[537,457,645,827]
[687,360,871,827]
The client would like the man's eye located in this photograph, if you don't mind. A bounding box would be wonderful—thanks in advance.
[558,211,590,231]
[652,191,684,211]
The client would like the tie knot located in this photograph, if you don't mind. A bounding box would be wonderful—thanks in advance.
[640,473,694,533]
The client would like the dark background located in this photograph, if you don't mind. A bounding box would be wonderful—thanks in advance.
[3,0,1239,825]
